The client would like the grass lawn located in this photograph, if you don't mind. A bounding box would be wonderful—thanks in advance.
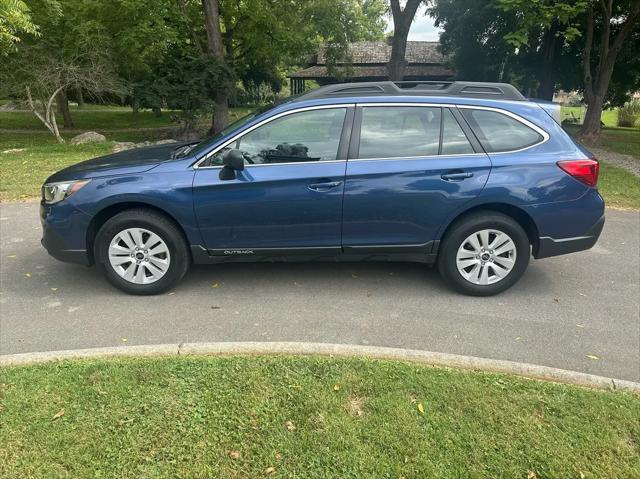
[598,161,640,209]
[0,108,177,130]
[0,108,254,201]
[0,106,255,131]
[560,106,620,127]
[564,124,640,158]
[1,356,638,478]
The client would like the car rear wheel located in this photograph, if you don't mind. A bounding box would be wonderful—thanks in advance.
[95,209,190,295]
[438,212,530,296]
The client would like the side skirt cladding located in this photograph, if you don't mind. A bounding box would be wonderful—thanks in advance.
[190,242,440,265]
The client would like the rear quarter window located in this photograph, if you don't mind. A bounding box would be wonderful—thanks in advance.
[461,109,544,153]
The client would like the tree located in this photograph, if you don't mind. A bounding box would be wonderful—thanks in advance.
[387,0,424,80]
[136,47,231,138]
[1,0,124,141]
[12,50,122,142]
[579,0,640,137]
[496,0,640,136]
[430,0,520,84]
[200,0,386,134]
[432,0,640,134]
[202,0,230,135]
[0,0,46,55]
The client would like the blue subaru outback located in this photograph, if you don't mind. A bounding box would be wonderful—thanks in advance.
[41,81,604,296]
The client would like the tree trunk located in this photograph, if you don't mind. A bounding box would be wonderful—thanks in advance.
[387,0,423,81]
[56,90,74,129]
[578,1,640,138]
[388,23,411,81]
[26,86,65,143]
[76,87,84,109]
[536,23,558,101]
[202,0,229,135]
[581,94,604,138]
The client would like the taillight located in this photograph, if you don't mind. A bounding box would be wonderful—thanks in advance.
[557,159,599,187]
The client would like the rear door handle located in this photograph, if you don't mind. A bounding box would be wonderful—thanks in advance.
[308,181,343,191]
[441,171,474,181]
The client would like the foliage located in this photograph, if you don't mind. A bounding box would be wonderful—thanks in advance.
[431,0,640,108]
[618,101,640,128]
[0,0,51,54]
[497,0,589,46]
[430,0,519,83]
[135,47,233,134]
[218,0,386,94]
[1,356,639,478]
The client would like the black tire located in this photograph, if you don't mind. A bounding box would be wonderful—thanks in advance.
[94,209,190,295]
[437,212,530,296]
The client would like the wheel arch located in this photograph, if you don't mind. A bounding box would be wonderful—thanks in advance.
[437,203,540,254]
[87,201,192,264]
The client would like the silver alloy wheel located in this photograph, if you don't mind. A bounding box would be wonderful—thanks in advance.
[455,229,517,285]
[108,227,171,284]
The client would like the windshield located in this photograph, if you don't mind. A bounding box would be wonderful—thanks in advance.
[187,103,277,157]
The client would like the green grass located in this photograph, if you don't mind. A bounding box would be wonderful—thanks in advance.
[0,133,128,201]
[598,161,640,209]
[561,106,621,127]
[564,124,640,159]
[0,108,254,201]
[1,356,638,478]
[0,109,179,130]
[0,106,255,131]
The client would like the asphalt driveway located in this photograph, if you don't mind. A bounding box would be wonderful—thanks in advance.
[1,202,638,381]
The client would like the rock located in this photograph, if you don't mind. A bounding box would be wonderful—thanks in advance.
[111,139,177,153]
[70,131,106,145]
[112,142,136,153]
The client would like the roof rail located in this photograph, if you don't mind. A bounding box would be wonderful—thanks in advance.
[297,81,526,102]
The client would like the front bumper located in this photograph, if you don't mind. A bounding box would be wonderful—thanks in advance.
[40,201,92,265]
[535,215,605,259]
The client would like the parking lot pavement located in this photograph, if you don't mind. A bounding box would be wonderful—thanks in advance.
[1,202,639,381]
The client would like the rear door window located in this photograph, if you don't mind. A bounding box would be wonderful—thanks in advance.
[358,106,441,159]
[461,109,543,153]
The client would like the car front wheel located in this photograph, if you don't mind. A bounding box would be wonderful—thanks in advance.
[438,212,530,296]
[95,209,190,295]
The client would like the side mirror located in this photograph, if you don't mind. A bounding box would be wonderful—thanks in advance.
[219,149,245,180]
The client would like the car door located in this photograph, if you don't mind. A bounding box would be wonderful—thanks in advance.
[341,104,491,253]
[193,105,353,255]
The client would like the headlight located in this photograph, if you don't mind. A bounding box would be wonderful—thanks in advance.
[42,179,91,204]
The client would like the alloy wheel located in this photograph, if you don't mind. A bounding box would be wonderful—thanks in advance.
[455,229,517,285]
[108,228,171,284]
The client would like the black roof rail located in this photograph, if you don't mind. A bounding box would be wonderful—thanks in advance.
[297,81,526,102]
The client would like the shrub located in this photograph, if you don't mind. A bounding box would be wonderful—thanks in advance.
[617,101,640,127]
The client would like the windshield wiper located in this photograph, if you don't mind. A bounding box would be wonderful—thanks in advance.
[171,143,198,159]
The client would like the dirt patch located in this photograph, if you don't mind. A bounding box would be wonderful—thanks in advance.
[345,394,366,417]
[591,147,640,176]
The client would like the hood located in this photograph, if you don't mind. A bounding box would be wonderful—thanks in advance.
[45,141,195,183]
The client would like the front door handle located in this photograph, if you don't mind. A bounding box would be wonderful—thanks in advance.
[441,171,474,181]
[308,181,343,192]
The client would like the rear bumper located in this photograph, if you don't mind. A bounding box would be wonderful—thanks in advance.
[535,215,605,259]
